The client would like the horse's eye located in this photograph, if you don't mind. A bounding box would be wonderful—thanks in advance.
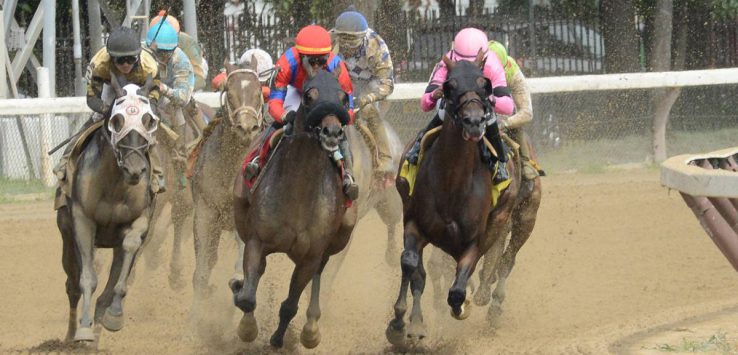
[142,114,158,132]
[110,114,124,133]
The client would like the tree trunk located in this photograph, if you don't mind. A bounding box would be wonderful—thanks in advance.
[438,0,455,20]
[468,0,484,18]
[600,0,641,73]
[292,0,311,29]
[376,0,408,62]
[649,0,678,163]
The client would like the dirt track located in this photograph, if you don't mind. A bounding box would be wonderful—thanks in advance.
[2,168,737,354]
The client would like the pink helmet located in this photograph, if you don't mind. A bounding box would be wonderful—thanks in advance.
[452,28,489,60]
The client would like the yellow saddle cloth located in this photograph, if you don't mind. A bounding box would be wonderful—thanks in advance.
[398,127,512,208]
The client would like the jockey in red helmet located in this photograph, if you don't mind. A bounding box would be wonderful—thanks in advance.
[247,25,359,199]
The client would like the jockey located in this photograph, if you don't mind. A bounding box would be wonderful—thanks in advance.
[149,11,207,131]
[246,24,358,199]
[488,40,539,180]
[145,20,195,189]
[53,26,166,192]
[332,9,396,181]
[405,28,514,183]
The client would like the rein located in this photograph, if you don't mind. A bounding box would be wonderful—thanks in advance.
[220,68,264,129]
[446,94,495,128]
[101,119,151,169]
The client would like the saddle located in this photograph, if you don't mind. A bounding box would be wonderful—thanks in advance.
[241,127,284,190]
[54,120,104,210]
[398,126,516,208]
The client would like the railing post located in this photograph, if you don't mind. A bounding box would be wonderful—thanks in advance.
[37,67,55,187]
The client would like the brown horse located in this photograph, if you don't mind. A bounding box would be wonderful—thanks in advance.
[427,130,543,322]
[56,74,159,342]
[231,67,384,348]
[387,51,521,345]
[189,60,264,303]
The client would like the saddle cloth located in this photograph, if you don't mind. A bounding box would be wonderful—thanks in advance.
[398,126,513,208]
[185,116,222,178]
[55,120,104,210]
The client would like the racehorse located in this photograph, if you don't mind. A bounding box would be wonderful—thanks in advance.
[230,67,399,349]
[386,51,522,345]
[427,130,543,322]
[189,59,264,301]
[56,74,159,342]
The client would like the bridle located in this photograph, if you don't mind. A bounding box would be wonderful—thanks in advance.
[220,68,264,129]
[445,82,495,129]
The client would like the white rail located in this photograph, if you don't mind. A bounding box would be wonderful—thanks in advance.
[661,146,738,198]
[1,68,738,115]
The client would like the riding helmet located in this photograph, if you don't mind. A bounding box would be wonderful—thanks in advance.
[146,21,179,50]
[107,26,142,57]
[452,27,489,60]
[295,25,332,55]
[149,10,181,33]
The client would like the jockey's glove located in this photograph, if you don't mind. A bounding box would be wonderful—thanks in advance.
[150,98,159,117]
[281,110,296,125]
[87,96,106,114]
[356,94,373,108]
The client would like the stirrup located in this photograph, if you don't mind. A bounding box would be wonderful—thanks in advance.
[244,156,260,180]
[343,172,359,200]
[154,175,167,193]
[406,141,421,165]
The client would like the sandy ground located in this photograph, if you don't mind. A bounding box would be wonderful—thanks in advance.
[1,168,737,354]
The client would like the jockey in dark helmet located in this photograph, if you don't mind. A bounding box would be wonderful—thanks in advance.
[332,9,396,185]
[53,26,166,193]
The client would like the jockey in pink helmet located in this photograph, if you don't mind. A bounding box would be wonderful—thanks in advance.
[406,27,514,183]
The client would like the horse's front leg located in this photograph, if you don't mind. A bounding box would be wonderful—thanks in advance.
[300,254,330,349]
[230,237,266,343]
[386,220,424,346]
[102,213,149,332]
[270,256,323,348]
[449,244,482,320]
[71,208,98,342]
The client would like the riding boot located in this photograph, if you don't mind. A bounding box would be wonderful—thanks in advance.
[339,138,359,200]
[363,104,394,175]
[515,129,539,180]
[245,125,277,180]
[485,121,509,183]
[406,114,443,165]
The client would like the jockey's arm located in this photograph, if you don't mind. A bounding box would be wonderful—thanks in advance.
[267,54,293,124]
[420,62,447,112]
[358,36,394,107]
[504,69,533,130]
[160,53,194,107]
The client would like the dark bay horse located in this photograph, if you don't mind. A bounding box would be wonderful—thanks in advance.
[387,52,519,345]
[56,74,159,342]
[230,68,379,349]
[189,60,264,302]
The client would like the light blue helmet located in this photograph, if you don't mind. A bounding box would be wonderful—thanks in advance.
[146,21,178,50]
[334,11,368,34]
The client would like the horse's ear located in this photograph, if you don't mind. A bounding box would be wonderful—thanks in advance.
[224,59,236,74]
[109,70,125,98]
[302,59,316,79]
[475,48,486,69]
[442,80,455,103]
[249,55,259,72]
[477,77,493,97]
[442,54,454,71]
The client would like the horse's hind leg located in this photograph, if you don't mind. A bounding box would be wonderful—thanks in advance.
[489,179,541,322]
[102,214,149,332]
[427,247,453,313]
[71,209,98,341]
[300,255,330,349]
[58,206,81,341]
[474,221,510,307]
[269,257,323,348]
[231,237,266,343]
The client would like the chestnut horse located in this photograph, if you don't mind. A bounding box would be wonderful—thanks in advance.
[387,51,521,345]
[231,67,377,348]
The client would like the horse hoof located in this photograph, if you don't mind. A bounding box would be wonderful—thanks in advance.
[74,327,95,342]
[385,322,406,347]
[451,298,472,320]
[237,313,258,342]
[102,309,124,331]
[486,300,503,325]
[300,322,321,349]
[269,333,284,348]
[473,286,492,306]
[406,321,427,341]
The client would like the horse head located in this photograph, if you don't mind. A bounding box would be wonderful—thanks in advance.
[441,49,495,142]
[222,59,264,141]
[107,72,159,185]
[300,68,351,153]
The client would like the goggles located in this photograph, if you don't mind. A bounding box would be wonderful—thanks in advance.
[114,55,139,65]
